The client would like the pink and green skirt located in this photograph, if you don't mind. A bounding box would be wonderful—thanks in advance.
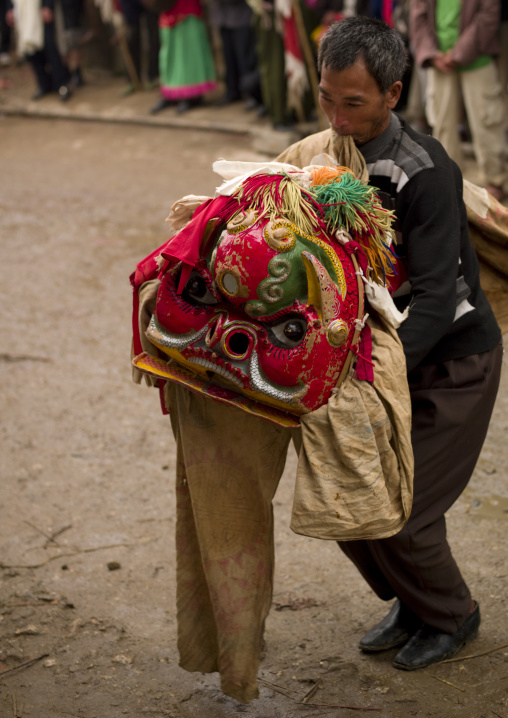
[159,15,216,100]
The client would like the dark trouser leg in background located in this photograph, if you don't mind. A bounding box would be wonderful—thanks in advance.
[43,21,70,91]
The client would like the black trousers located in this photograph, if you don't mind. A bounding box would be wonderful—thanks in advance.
[119,0,159,82]
[219,25,258,102]
[26,22,69,93]
[339,342,503,634]
[0,0,11,54]
[60,0,83,29]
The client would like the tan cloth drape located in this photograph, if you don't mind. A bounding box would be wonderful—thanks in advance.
[292,315,413,541]
[276,130,369,182]
[166,383,296,703]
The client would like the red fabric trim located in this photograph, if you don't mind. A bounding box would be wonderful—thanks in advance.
[382,0,393,27]
[161,195,234,293]
[130,195,223,298]
[354,323,375,383]
[131,282,143,357]
[159,0,202,28]
[130,232,182,365]
[158,380,169,415]
[130,195,234,374]
[283,13,303,61]
[131,245,164,292]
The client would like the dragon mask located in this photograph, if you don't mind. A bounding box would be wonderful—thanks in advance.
[132,165,397,426]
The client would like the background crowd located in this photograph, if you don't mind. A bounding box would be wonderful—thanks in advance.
[1,0,508,198]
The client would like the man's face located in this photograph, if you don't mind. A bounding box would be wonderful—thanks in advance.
[319,59,401,146]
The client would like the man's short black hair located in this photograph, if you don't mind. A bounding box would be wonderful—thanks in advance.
[317,17,407,94]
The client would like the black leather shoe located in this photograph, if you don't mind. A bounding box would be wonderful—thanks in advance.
[70,67,84,87]
[359,601,421,653]
[244,97,259,111]
[149,97,174,115]
[393,603,480,671]
[213,94,240,107]
[175,96,202,114]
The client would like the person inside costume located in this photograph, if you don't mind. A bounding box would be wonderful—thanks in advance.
[131,156,415,702]
[276,16,502,671]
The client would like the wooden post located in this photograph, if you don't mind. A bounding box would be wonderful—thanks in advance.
[118,33,143,91]
[291,0,328,131]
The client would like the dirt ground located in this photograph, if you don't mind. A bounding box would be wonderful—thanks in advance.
[1,116,507,718]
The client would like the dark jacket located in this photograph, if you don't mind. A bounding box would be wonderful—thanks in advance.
[359,113,501,371]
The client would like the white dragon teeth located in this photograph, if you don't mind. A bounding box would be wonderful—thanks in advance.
[189,357,244,388]
[147,314,208,349]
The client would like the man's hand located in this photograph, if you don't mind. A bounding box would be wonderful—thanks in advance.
[432,51,457,73]
[5,9,14,26]
[41,6,53,23]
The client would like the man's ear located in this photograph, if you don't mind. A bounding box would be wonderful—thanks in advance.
[386,81,403,108]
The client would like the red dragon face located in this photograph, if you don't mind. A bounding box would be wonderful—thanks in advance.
[145,210,362,419]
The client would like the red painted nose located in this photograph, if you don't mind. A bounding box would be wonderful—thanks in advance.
[221,327,253,361]
[206,313,255,361]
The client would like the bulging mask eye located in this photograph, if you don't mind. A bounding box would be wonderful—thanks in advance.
[182,271,218,306]
[268,315,307,348]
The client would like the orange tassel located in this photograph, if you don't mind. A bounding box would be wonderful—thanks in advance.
[310,166,352,186]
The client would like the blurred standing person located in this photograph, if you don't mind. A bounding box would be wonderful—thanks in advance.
[208,0,261,108]
[118,0,159,94]
[59,0,85,88]
[250,1,288,127]
[250,0,319,129]
[6,0,71,100]
[0,0,12,65]
[149,0,216,114]
[410,0,507,200]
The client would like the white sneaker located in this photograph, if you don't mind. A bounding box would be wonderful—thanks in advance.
[0,53,10,67]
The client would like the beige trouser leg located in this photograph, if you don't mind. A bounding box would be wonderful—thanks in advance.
[167,384,294,703]
[426,67,464,167]
[460,61,507,188]
[427,63,507,188]
[405,65,427,128]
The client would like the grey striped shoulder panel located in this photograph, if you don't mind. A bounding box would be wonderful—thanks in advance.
[367,130,435,192]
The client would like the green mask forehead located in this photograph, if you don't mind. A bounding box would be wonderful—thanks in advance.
[208,216,346,317]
